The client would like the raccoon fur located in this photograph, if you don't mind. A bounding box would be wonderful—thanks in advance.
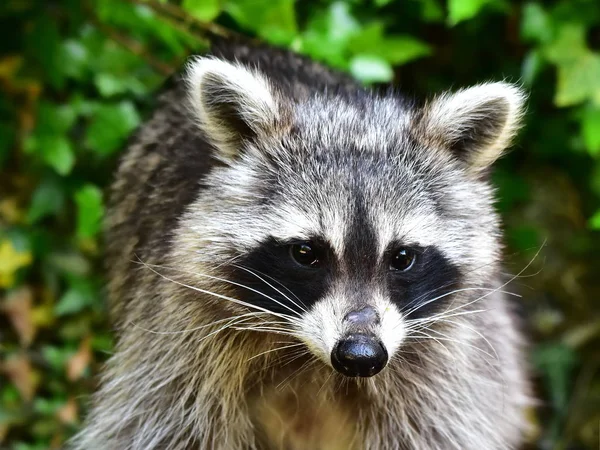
[71,38,531,450]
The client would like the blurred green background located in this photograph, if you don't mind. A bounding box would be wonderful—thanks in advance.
[0,0,599,448]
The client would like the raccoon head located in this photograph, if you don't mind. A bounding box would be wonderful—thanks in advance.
[182,57,525,378]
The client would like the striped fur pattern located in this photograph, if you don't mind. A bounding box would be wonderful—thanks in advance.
[70,39,530,450]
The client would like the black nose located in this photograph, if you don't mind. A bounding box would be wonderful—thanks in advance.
[331,334,388,377]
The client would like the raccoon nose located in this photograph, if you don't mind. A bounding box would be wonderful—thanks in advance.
[343,305,380,327]
[331,334,388,377]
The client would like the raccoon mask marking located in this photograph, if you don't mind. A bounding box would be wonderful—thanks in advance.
[72,42,530,450]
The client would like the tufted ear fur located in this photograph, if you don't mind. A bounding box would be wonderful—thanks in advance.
[185,57,287,161]
[420,82,526,173]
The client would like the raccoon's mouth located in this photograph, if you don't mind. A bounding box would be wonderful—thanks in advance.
[331,333,388,377]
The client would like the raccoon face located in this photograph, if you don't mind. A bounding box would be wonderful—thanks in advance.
[183,57,525,377]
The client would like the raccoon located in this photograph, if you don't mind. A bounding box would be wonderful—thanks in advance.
[71,38,530,450]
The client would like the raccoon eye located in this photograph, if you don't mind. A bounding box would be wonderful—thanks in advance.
[390,248,416,272]
[290,242,320,267]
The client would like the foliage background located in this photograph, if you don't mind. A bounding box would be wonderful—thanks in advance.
[1,0,599,448]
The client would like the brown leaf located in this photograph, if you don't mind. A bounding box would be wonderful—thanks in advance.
[67,336,92,381]
[1,354,39,401]
[1,287,35,346]
[56,397,79,425]
[0,198,25,224]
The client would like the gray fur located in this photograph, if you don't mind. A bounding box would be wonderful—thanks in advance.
[70,39,531,450]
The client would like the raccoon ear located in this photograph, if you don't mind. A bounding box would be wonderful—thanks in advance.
[421,82,526,173]
[185,57,284,160]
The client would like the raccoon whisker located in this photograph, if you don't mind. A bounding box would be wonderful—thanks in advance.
[195,316,268,344]
[404,331,454,356]
[265,348,312,374]
[232,326,303,337]
[138,261,304,324]
[317,369,335,396]
[130,311,267,335]
[139,263,302,326]
[434,319,500,362]
[407,327,507,392]
[231,264,307,313]
[276,356,320,391]
[414,242,544,324]
[400,245,540,318]
[408,327,496,361]
[405,308,489,329]
[234,264,303,303]
[247,343,305,362]
[214,252,246,270]
[402,287,521,319]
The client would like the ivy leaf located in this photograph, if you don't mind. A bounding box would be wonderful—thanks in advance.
[589,210,600,229]
[521,50,544,86]
[349,24,431,65]
[521,3,554,44]
[38,135,76,175]
[350,55,394,83]
[35,102,77,135]
[448,0,494,25]
[420,0,444,22]
[554,54,600,107]
[74,184,104,239]
[225,0,297,45]
[55,279,97,316]
[183,0,221,22]
[60,39,90,81]
[582,106,600,156]
[532,342,577,411]
[85,101,140,156]
[379,36,432,65]
[544,24,588,65]
[27,176,65,223]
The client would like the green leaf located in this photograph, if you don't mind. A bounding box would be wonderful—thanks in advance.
[27,177,65,223]
[521,50,544,86]
[60,39,90,81]
[521,3,553,44]
[379,36,432,65]
[85,101,141,156]
[589,210,600,229]
[94,73,129,97]
[582,106,600,156]
[349,55,394,83]
[55,279,97,316]
[544,24,588,65]
[35,102,77,135]
[42,346,73,371]
[299,2,363,68]
[349,24,431,65]
[419,0,444,22]
[183,0,221,22]
[325,2,360,45]
[74,184,104,239]
[38,135,76,175]
[532,342,577,411]
[26,17,64,88]
[448,0,493,25]
[225,0,297,45]
[554,54,600,107]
